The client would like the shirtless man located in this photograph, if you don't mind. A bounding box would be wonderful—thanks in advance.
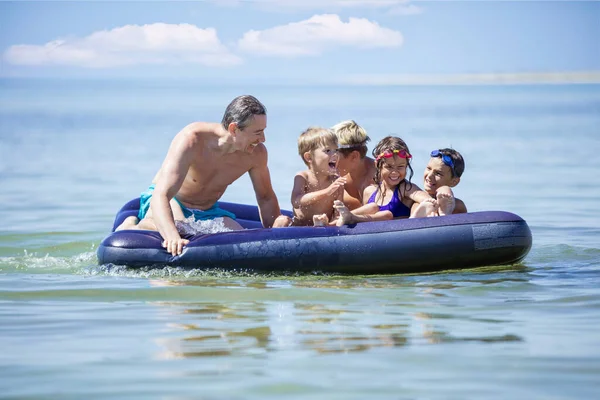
[116,95,285,256]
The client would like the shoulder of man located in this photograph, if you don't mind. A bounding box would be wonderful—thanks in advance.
[177,122,221,144]
[179,122,221,137]
[246,143,269,170]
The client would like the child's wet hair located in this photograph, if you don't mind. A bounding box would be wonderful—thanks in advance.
[372,136,414,191]
[331,120,370,159]
[297,127,338,166]
[433,148,465,178]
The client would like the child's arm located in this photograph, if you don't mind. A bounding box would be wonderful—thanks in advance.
[337,184,392,222]
[292,175,346,209]
[404,182,431,204]
[326,180,348,225]
[290,174,309,208]
[453,198,467,214]
[362,185,377,205]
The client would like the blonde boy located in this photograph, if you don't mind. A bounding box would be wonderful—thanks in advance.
[331,120,376,210]
[285,127,346,226]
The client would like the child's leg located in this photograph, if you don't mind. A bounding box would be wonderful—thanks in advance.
[436,186,456,216]
[273,215,293,228]
[333,200,354,226]
[313,214,329,227]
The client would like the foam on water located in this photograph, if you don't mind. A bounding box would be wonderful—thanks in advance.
[175,216,234,236]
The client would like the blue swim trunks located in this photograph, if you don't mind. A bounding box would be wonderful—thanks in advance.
[138,184,236,221]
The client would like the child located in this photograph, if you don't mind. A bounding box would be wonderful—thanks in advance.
[331,120,376,211]
[284,127,346,226]
[334,136,430,225]
[411,148,467,217]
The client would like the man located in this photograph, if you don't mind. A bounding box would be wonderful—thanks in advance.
[117,95,285,256]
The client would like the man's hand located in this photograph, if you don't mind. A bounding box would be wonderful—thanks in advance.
[162,237,190,256]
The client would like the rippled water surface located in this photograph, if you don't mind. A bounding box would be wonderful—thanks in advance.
[1,80,599,398]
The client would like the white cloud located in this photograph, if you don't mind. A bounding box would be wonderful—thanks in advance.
[277,0,408,8]
[238,14,403,57]
[388,4,423,16]
[3,23,242,68]
[212,0,421,13]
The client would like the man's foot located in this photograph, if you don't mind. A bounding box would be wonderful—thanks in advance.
[333,200,353,226]
[115,216,139,231]
[411,198,438,218]
[436,189,456,216]
[313,214,328,227]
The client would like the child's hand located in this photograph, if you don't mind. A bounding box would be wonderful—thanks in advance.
[326,177,346,197]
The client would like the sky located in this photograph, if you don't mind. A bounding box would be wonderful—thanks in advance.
[1,0,599,84]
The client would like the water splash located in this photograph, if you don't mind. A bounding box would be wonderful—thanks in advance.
[175,217,233,236]
[0,250,97,274]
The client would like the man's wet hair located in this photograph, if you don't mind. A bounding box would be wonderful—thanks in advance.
[222,95,267,130]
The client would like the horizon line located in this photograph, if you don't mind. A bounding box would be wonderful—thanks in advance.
[339,71,600,86]
[1,71,599,86]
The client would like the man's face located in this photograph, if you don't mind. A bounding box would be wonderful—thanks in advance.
[238,114,266,153]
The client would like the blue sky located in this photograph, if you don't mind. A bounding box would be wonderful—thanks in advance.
[1,1,598,83]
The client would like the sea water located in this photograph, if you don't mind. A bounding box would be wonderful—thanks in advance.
[1,79,599,398]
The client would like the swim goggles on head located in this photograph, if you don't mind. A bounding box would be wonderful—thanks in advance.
[337,144,360,149]
[375,149,412,162]
[337,142,367,151]
[431,149,456,177]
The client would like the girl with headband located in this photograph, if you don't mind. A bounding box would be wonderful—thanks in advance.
[334,136,431,225]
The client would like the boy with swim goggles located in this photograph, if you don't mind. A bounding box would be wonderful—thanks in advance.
[411,148,467,217]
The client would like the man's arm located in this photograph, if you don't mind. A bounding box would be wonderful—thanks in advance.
[248,145,282,228]
[150,129,197,255]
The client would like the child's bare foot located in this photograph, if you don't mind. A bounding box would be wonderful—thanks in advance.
[115,215,139,231]
[273,215,293,228]
[436,187,456,216]
[313,214,328,227]
[411,198,438,218]
[333,200,353,226]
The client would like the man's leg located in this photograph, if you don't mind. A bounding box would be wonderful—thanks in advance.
[116,198,185,231]
[222,216,244,230]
